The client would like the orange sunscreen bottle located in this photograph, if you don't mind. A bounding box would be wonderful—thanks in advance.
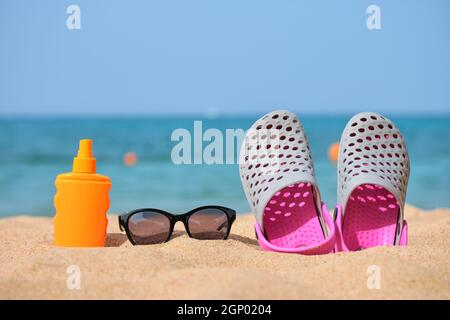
[54,139,112,247]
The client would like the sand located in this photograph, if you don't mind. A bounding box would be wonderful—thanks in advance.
[0,204,449,299]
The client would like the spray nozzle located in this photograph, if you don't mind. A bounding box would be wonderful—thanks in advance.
[72,139,97,173]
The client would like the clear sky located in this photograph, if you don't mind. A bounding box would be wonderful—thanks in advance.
[0,0,449,115]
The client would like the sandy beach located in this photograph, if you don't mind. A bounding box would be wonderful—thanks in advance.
[0,204,449,299]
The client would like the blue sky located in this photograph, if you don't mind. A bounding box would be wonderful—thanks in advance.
[0,0,449,115]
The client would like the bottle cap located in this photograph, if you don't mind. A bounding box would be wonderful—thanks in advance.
[72,139,97,173]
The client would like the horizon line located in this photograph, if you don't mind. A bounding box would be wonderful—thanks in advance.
[1,110,450,119]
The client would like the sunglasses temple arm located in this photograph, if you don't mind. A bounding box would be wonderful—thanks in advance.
[118,217,125,232]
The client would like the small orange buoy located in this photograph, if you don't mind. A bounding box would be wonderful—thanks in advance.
[123,152,138,166]
[328,142,339,163]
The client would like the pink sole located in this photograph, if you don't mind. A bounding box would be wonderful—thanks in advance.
[343,184,399,250]
[263,182,325,248]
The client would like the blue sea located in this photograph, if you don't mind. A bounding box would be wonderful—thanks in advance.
[0,115,449,217]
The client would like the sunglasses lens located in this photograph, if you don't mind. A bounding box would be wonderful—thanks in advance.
[127,211,171,245]
[188,208,229,240]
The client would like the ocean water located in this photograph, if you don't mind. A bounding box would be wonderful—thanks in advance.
[0,115,449,217]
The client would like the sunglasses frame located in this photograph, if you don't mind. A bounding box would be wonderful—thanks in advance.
[118,205,236,245]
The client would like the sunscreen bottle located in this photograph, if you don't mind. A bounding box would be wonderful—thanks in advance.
[54,139,111,247]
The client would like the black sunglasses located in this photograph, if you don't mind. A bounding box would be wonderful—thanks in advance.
[119,206,236,245]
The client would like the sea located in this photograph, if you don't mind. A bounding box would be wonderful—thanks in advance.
[0,115,449,216]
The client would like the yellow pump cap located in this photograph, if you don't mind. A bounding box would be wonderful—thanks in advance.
[72,139,96,173]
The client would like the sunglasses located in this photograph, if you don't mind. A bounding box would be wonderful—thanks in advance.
[118,206,236,245]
